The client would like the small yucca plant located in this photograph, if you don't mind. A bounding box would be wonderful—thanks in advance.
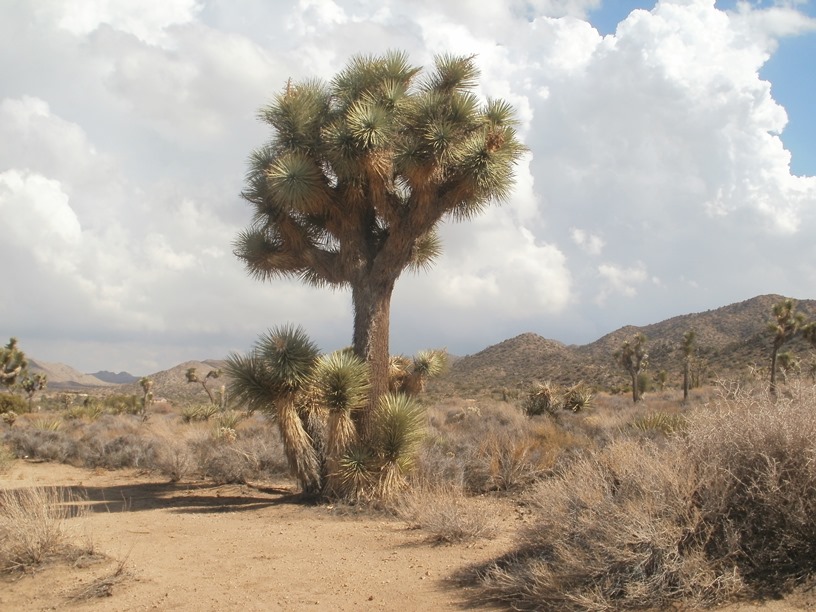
[31,418,62,432]
[389,350,448,396]
[523,382,561,416]
[631,412,687,435]
[312,351,370,496]
[372,393,426,499]
[562,382,593,412]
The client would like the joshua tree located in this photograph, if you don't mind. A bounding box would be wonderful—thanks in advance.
[186,367,222,406]
[20,373,47,412]
[681,329,696,402]
[387,349,448,396]
[615,333,649,403]
[226,325,439,499]
[768,298,805,395]
[139,376,154,417]
[0,338,27,390]
[234,51,524,432]
[775,351,800,383]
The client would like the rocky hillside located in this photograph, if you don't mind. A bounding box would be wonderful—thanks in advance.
[429,294,816,396]
[119,359,227,405]
[26,294,816,402]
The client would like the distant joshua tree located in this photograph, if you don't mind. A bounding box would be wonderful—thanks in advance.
[139,376,154,417]
[768,298,805,396]
[681,329,696,402]
[20,373,47,412]
[186,367,222,406]
[615,333,648,403]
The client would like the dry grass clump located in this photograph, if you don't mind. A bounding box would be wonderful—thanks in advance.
[468,381,816,610]
[418,399,590,494]
[3,427,79,463]
[1,409,291,486]
[0,442,14,473]
[684,381,816,592]
[0,486,92,573]
[67,558,132,601]
[471,440,741,611]
[186,418,289,484]
[394,484,499,543]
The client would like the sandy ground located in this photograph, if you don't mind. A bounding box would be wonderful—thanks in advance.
[0,461,514,611]
[2,461,814,611]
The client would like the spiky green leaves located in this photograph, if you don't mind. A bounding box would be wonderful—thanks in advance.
[407,230,443,273]
[261,79,330,154]
[332,50,419,108]
[226,324,320,414]
[422,53,479,93]
[411,349,448,378]
[374,393,425,468]
[266,153,329,214]
[238,51,525,290]
[259,324,320,392]
[347,100,391,150]
[312,351,370,414]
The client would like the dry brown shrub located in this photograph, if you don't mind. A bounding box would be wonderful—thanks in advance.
[418,399,590,494]
[472,440,742,611]
[0,486,92,573]
[0,442,13,473]
[684,380,816,592]
[468,380,816,610]
[394,484,499,543]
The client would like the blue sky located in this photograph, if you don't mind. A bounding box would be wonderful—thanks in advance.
[590,0,816,176]
[1,0,816,374]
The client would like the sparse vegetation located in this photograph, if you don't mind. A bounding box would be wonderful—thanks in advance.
[394,484,499,543]
[768,298,807,395]
[464,380,816,610]
[615,332,649,403]
[0,486,91,573]
[6,294,816,610]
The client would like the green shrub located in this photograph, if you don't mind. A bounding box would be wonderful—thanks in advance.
[0,393,27,415]
[630,412,687,435]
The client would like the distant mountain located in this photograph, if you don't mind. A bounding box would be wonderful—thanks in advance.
[27,294,816,402]
[90,370,139,384]
[429,294,816,396]
[28,359,114,389]
[121,359,227,404]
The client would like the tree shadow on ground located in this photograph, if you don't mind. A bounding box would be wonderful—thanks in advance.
[55,480,311,514]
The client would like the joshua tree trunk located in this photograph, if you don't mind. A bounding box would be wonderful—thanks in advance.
[352,279,394,437]
[683,361,690,402]
[630,372,640,403]
[770,345,779,396]
[277,397,322,496]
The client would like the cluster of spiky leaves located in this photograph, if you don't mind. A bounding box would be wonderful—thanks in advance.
[0,338,28,389]
[388,349,448,396]
[235,50,525,289]
[226,325,441,500]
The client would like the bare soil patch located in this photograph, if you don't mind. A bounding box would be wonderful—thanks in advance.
[1,461,514,611]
